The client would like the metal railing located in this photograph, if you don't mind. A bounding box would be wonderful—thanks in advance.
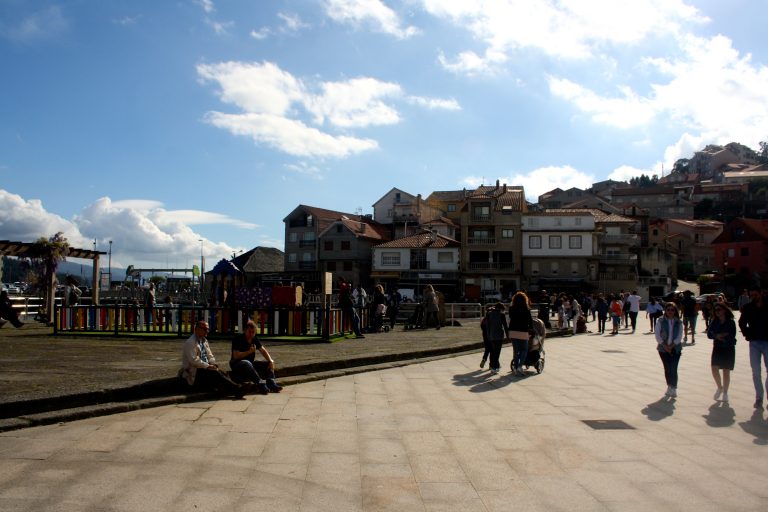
[467,237,496,245]
[467,262,515,271]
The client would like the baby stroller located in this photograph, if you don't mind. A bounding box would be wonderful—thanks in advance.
[511,317,546,374]
[404,304,424,330]
[371,303,389,333]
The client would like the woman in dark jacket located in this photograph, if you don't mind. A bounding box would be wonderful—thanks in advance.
[508,291,534,375]
[707,302,737,403]
[484,302,509,374]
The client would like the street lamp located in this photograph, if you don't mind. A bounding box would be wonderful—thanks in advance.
[108,240,112,290]
[198,239,204,296]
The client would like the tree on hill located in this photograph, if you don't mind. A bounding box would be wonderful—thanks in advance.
[672,158,690,174]
[759,140,768,164]
[629,174,659,188]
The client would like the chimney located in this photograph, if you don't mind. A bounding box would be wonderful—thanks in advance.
[496,179,500,190]
[503,183,507,193]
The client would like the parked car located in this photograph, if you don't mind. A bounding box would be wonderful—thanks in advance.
[2,283,20,294]
[695,293,722,304]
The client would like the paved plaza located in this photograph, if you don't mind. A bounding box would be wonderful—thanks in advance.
[1,326,767,511]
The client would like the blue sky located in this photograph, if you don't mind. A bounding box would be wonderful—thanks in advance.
[1,0,766,270]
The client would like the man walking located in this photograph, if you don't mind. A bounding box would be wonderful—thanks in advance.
[681,290,698,344]
[626,290,642,333]
[738,286,768,409]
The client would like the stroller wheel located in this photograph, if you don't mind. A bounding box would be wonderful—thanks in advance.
[536,359,545,374]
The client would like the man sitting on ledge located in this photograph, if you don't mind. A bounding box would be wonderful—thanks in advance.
[180,320,249,398]
[230,320,283,394]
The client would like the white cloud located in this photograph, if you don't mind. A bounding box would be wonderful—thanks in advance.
[548,77,656,129]
[196,0,215,14]
[608,165,652,182]
[205,17,233,35]
[323,0,419,39]
[250,27,271,40]
[198,61,456,158]
[423,0,706,73]
[284,162,324,180]
[277,12,309,33]
[0,190,87,246]
[406,95,461,111]
[0,190,256,268]
[461,166,595,202]
[0,5,69,44]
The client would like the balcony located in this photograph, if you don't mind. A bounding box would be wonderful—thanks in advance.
[600,234,639,244]
[467,237,496,245]
[470,214,491,222]
[598,253,637,263]
[299,240,316,248]
[298,261,317,270]
[599,272,637,281]
[467,262,515,272]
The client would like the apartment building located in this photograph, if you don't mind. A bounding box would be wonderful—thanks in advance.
[371,230,460,297]
[372,188,443,239]
[460,182,526,300]
[648,219,723,277]
[317,216,389,289]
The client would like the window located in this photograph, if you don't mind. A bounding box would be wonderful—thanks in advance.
[382,252,400,266]
[326,261,336,271]
[551,262,559,274]
[473,229,490,239]
[529,217,539,227]
[531,262,539,274]
[727,248,735,258]
[652,229,658,236]
[395,192,401,203]
[306,214,313,227]
[554,218,562,226]
[472,205,490,220]
[386,209,393,218]
[549,235,562,249]
[341,241,351,250]
[302,252,312,261]
[336,225,343,233]
[343,261,352,271]
[569,235,582,249]
[437,252,454,263]
[303,232,315,241]
[571,262,578,274]
[447,204,456,212]
[502,229,514,238]
[288,233,298,243]
[741,247,749,256]
[288,253,297,263]
[574,217,582,226]
[529,235,541,249]
[324,241,333,251]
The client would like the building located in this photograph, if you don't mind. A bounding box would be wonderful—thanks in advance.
[537,187,589,209]
[610,186,694,220]
[371,230,460,298]
[648,219,723,277]
[317,216,389,288]
[425,190,467,227]
[521,210,598,293]
[460,182,526,300]
[711,218,768,282]
[372,188,443,239]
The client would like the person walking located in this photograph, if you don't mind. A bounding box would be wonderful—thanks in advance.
[655,302,684,398]
[681,290,698,344]
[484,302,509,374]
[508,291,534,375]
[737,289,750,312]
[423,284,440,329]
[738,286,768,409]
[595,294,609,334]
[707,302,736,403]
[626,290,642,333]
[646,297,663,333]
[609,295,623,335]
[479,312,491,369]
[339,278,364,338]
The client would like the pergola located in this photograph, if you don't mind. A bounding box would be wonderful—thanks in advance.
[0,240,106,322]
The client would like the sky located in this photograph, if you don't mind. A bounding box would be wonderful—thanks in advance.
[1,0,767,272]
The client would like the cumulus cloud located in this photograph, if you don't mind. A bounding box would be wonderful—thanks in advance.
[277,12,309,33]
[461,166,595,203]
[0,190,257,268]
[424,0,706,73]
[608,165,653,182]
[323,0,419,39]
[198,61,456,158]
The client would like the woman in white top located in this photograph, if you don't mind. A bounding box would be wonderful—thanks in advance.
[654,302,684,398]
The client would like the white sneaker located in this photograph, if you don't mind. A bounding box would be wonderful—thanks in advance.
[714,388,722,401]
[669,387,677,398]
[722,392,729,402]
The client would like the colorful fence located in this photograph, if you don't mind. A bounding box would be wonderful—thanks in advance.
[53,304,371,340]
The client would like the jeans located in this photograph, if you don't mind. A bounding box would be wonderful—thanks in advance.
[748,340,768,400]
[629,311,638,330]
[345,307,362,336]
[597,317,607,333]
[512,338,528,369]
[193,367,241,395]
[489,338,503,371]
[658,349,681,388]
[230,359,276,385]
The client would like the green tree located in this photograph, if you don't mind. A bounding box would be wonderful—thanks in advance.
[672,158,690,174]
[759,140,768,164]
[149,275,167,287]
[27,232,69,323]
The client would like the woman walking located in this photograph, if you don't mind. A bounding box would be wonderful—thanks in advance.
[610,295,623,335]
[655,302,684,398]
[484,302,509,374]
[508,291,534,375]
[707,302,737,402]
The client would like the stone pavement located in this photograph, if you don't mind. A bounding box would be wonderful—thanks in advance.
[1,324,766,511]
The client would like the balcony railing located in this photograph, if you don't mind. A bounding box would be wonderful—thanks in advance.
[470,214,491,222]
[299,240,316,248]
[599,272,637,281]
[467,237,496,245]
[598,253,637,262]
[467,262,515,272]
[298,261,317,270]
[600,234,639,244]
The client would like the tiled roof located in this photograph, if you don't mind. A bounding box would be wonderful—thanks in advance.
[338,217,390,241]
[665,219,723,229]
[494,190,525,211]
[427,190,467,202]
[541,208,637,224]
[612,186,677,196]
[374,231,459,249]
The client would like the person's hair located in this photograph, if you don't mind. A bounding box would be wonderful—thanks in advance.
[511,291,530,309]
[375,284,384,294]
[494,302,505,312]
[424,284,434,292]
[195,320,208,329]
[664,303,679,316]
[245,319,257,329]
[714,302,734,319]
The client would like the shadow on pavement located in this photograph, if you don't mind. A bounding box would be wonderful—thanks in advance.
[702,401,735,427]
[739,409,768,445]
[641,397,676,421]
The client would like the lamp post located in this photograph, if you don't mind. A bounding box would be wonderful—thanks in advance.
[198,239,204,299]
[108,240,112,291]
